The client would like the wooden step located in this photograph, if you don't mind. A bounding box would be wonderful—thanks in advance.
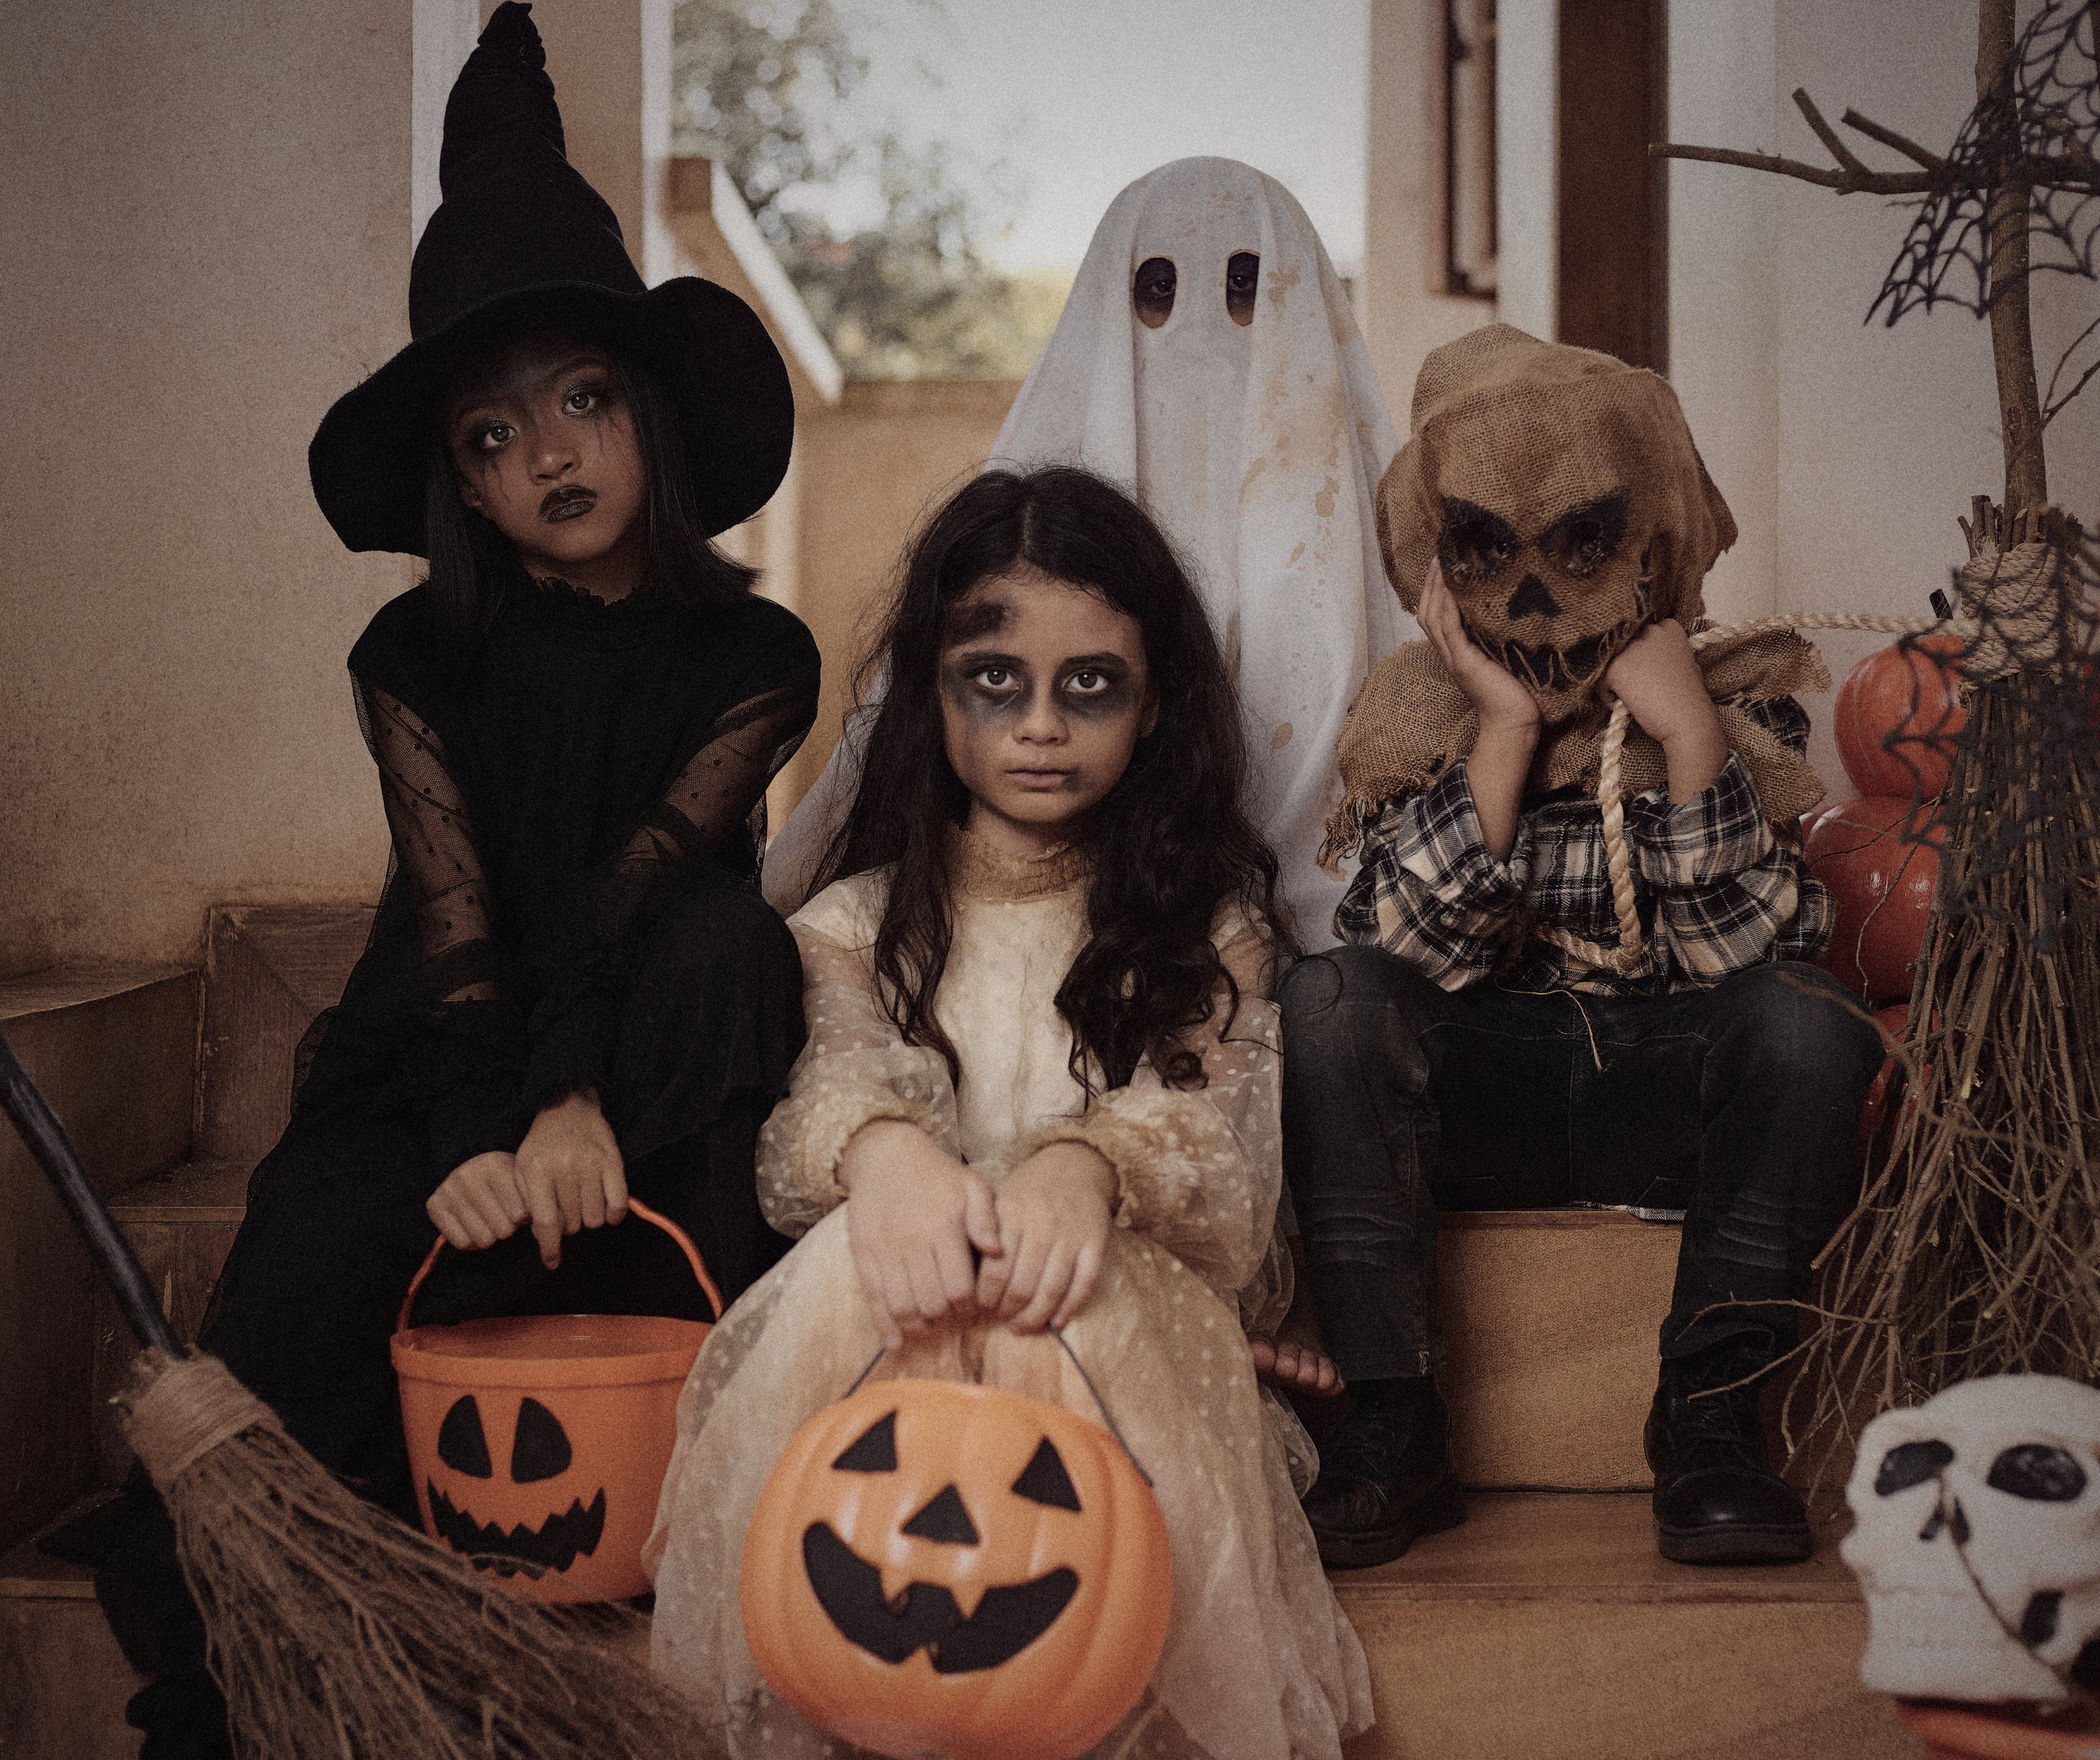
[0,968,199,1553]
[197,903,371,1164]
[1437,1209,1680,1490]
[0,1508,143,1760]
[1333,1492,1918,1760]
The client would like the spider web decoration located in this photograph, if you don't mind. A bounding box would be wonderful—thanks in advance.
[1873,0,2100,327]
[1913,535,2100,953]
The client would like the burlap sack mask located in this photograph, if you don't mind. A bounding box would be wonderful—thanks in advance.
[1323,325,1827,869]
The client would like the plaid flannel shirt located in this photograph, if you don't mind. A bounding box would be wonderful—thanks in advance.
[1334,697,1833,996]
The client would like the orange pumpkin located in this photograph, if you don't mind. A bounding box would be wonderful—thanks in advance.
[740,1378,1173,1760]
[1806,796,1945,1003]
[1833,635,1965,800]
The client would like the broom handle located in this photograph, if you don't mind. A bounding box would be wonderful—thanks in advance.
[0,1028,182,1358]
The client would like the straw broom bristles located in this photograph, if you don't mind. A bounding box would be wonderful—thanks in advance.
[0,1033,717,1760]
[1783,527,2100,1487]
[120,1347,716,1759]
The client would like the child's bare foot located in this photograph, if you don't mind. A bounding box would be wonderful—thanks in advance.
[1250,1241,1343,1395]
[1249,1329,1344,1394]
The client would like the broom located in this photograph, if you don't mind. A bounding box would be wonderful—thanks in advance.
[0,1028,714,1760]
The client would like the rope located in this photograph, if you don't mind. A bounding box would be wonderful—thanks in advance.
[119,1351,283,1495]
[1542,610,1976,975]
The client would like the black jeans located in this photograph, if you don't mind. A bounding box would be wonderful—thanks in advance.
[1278,947,1883,1383]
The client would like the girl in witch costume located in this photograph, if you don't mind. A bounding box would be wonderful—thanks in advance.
[91,9,816,1754]
[646,467,1373,1760]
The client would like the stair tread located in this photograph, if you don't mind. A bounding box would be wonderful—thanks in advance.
[107,1160,250,1224]
[1,1493,122,1599]
[1330,1490,1861,1605]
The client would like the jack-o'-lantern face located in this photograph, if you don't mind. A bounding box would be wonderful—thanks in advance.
[1377,322,1737,725]
[741,1381,1172,1760]
[424,1392,607,1576]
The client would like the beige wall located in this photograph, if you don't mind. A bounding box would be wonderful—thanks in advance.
[776,379,1023,815]
[0,0,434,978]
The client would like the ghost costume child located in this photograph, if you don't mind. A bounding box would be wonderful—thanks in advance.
[646,830,1375,1760]
[763,158,1410,946]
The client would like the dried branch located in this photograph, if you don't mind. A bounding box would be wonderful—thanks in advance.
[1648,139,1936,194]
[1841,108,1947,171]
[1795,88,1873,176]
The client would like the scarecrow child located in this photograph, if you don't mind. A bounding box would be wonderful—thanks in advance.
[1285,324,1886,1568]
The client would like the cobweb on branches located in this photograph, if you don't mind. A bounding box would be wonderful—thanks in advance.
[1873,0,2100,326]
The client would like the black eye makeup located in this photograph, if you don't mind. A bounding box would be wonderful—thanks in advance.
[1225,252,1259,327]
[1134,257,1177,329]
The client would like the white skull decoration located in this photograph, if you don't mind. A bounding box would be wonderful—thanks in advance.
[1842,1375,2100,1704]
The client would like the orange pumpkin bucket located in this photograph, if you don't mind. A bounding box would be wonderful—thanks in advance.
[391,1199,721,1604]
[740,1356,1172,1760]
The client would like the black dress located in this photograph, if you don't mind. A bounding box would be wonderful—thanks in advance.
[95,575,818,1739]
[205,572,820,1504]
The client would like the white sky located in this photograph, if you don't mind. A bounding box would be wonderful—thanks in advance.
[803,0,1372,270]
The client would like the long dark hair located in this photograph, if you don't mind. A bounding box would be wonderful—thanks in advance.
[818,464,1287,1094]
[420,334,757,659]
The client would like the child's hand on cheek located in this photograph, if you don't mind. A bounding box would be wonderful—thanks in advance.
[1599,619,1727,800]
[978,1142,1116,1333]
[1420,560,1539,732]
[840,1120,1002,1352]
[427,1150,530,1251]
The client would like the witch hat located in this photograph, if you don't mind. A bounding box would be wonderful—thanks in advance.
[309,1,792,556]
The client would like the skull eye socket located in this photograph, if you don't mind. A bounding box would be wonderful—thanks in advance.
[1986,1443,2089,1502]
[1537,492,1629,578]
[1874,1438,1953,1496]
[1439,498,1520,584]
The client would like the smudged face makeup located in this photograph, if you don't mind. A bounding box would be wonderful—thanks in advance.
[939,564,1157,857]
[446,333,648,599]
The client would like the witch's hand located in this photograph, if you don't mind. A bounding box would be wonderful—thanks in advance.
[840,1120,1002,1351]
[427,1150,530,1251]
[977,1142,1116,1333]
[514,1089,628,1269]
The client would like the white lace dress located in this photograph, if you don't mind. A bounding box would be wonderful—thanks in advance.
[645,832,1372,1759]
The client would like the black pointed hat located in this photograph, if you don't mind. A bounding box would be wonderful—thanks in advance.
[308,2,792,555]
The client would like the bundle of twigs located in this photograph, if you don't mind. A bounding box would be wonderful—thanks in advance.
[0,1033,712,1760]
[1781,507,2100,1487]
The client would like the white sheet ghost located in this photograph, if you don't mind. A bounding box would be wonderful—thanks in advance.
[763,156,1414,946]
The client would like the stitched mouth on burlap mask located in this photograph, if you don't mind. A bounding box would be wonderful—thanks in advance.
[1475,606,1645,696]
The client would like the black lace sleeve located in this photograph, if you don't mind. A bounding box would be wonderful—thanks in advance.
[520,680,817,1112]
[357,680,532,1173]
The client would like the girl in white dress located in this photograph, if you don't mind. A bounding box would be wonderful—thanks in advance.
[646,465,1372,1759]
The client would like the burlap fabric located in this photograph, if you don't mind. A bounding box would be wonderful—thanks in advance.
[1321,325,1828,868]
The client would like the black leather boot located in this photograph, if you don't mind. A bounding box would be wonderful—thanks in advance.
[1645,1344,1811,1564]
[1300,1378,1466,1568]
